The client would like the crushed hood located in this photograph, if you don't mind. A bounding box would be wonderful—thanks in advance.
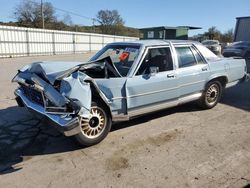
[19,56,119,84]
[20,61,84,84]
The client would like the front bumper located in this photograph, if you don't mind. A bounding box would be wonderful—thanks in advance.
[15,88,81,136]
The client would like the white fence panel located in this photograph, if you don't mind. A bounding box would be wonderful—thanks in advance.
[0,25,138,58]
[114,37,125,42]
[104,36,115,44]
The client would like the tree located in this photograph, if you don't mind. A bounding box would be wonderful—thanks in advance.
[14,0,56,28]
[11,2,139,37]
[62,14,73,26]
[220,29,234,43]
[96,10,125,35]
[204,26,221,40]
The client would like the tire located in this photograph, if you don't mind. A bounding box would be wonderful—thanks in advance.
[198,81,222,109]
[74,102,112,147]
[244,51,250,59]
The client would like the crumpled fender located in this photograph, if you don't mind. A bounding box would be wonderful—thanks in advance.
[60,71,112,119]
[60,72,92,118]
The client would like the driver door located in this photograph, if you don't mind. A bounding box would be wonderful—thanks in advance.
[126,46,179,116]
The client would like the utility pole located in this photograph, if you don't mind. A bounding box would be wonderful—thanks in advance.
[92,19,95,33]
[41,0,45,29]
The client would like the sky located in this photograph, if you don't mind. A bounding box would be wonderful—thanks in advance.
[0,0,250,36]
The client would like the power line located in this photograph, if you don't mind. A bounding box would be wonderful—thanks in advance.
[54,7,98,23]
[38,0,99,27]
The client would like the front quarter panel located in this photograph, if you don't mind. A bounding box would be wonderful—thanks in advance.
[60,72,92,112]
[95,78,127,115]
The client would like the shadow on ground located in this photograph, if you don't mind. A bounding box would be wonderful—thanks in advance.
[0,80,249,175]
[244,183,250,188]
[0,106,82,175]
[220,81,250,112]
[0,102,202,175]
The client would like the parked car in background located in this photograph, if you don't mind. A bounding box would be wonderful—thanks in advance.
[202,40,221,55]
[13,40,249,146]
[222,41,250,59]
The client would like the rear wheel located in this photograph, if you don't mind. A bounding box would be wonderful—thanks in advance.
[198,81,222,109]
[244,51,250,59]
[74,102,111,147]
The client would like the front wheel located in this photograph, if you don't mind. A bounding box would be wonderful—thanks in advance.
[198,81,222,109]
[74,102,111,147]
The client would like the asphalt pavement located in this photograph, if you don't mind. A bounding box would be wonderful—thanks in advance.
[0,54,249,188]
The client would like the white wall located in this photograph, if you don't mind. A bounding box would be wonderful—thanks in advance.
[0,25,138,58]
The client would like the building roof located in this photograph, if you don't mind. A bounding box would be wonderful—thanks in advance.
[139,26,202,30]
[178,26,202,30]
[236,16,250,19]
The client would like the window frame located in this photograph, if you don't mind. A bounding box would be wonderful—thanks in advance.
[190,46,206,65]
[134,45,175,76]
[174,44,207,69]
[175,46,198,68]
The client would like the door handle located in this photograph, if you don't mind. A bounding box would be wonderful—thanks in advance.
[202,67,208,71]
[167,74,175,78]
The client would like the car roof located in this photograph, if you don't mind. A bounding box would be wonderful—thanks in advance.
[109,39,198,47]
[202,40,219,42]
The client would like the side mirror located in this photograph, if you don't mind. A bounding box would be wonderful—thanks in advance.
[149,66,159,76]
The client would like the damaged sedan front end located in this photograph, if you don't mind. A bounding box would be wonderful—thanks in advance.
[13,60,114,130]
[13,43,141,146]
[13,69,91,136]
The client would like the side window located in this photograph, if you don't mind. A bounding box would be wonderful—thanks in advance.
[147,31,154,38]
[136,47,173,75]
[175,47,197,68]
[191,46,205,64]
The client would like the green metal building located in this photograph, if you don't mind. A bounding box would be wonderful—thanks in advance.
[139,26,201,40]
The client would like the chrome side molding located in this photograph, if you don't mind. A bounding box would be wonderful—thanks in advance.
[128,92,202,118]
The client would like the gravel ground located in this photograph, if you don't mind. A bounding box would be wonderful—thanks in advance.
[0,54,250,188]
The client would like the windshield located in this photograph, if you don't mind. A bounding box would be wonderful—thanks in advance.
[202,40,219,45]
[90,44,140,77]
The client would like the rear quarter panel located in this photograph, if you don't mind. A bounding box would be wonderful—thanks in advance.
[207,58,246,83]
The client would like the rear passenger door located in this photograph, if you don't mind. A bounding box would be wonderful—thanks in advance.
[174,45,209,97]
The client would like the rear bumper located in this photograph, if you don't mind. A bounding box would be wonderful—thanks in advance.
[15,88,81,136]
[222,51,243,57]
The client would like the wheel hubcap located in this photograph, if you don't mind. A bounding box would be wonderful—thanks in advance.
[89,117,99,128]
[206,84,219,104]
[80,107,106,139]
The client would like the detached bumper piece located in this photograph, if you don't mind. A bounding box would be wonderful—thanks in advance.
[241,73,250,82]
[15,88,81,136]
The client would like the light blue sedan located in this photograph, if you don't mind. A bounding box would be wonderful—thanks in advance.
[13,40,249,146]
